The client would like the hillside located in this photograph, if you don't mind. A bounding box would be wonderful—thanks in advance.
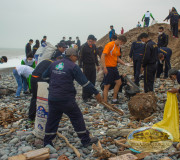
[96,23,180,68]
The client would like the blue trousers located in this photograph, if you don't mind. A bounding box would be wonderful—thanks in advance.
[172,23,178,37]
[145,17,150,27]
[13,69,28,96]
[44,100,90,146]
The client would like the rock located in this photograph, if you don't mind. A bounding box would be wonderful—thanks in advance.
[128,92,157,120]
[65,152,72,157]
[25,134,34,142]
[45,144,57,154]
[109,148,118,154]
[1,154,8,160]
[106,129,134,137]
[9,138,19,144]
[50,153,58,158]
[22,146,32,152]
[160,157,172,160]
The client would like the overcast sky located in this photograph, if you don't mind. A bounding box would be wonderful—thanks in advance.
[0,0,179,48]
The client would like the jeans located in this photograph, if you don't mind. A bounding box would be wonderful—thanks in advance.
[13,69,28,96]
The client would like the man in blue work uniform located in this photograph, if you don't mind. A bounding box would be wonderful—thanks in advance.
[139,33,158,93]
[156,47,172,79]
[109,25,115,41]
[129,36,145,86]
[157,27,169,48]
[164,7,179,38]
[168,68,180,93]
[51,42,67,60]
[42,48,102,147]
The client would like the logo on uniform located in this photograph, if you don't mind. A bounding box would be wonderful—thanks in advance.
[55,62,64,70]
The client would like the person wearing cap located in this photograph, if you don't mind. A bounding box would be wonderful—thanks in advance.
[42,48,102,147]
[79,35,100,102]
[101,35,127,104]
[25,39,33,57]
[0,56,8,64]
[28,58,55,123]
[142,11,155,27]
[156,47,172,79]
[51,42,67,60]
[41,36,47,46]
[129,36,145,86]
[168,68,180,93]
[109,25,115,41]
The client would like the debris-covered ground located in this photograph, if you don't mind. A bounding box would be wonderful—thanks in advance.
[0,68,180,160]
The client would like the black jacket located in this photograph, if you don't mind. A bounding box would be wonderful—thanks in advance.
[165,11,179,24]
[142,40,158,67]
[25,43,31,56]
[32,44,39,55]
[79,42,99,67]
[158,33,168,48]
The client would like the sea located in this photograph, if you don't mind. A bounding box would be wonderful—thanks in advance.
[0,48,25,69]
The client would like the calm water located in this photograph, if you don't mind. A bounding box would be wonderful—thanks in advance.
[0,48,25,69]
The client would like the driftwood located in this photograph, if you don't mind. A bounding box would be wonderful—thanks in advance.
[101,102,124,116]
[57,132,81,159]
[114,140,130,148]
[8,148,50,160]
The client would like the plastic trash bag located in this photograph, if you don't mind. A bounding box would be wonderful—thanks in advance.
[151,20,158,25]
[153,92,180,142]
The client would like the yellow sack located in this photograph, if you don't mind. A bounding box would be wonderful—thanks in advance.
[153,92,180,142]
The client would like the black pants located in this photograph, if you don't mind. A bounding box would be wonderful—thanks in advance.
[29,77,38,120]
[144,64,156,93]
[44,100,90,146]
[82,64,96,100]
[133,58,142,86]
[156,60,171,78]
[172,23,178,37]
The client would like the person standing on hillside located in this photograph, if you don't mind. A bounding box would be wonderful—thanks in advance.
[157,27,169,48]
[101,35,127,104]
[79,35,100,102]
[121,27,124,34]
[156,47,172,79]
[32,40,40,56]
[139,33,158,93]
[76,36,81,52]
[142,11,155,27]
[164,7,179,38]
[41,36,47,46]
[25,39,33,57]
[129,36,145,86]
[137,21,141,28]
[109,25,115,41]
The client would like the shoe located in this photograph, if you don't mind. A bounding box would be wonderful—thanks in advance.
[28,119,35,124]
[83,137,98,147]
[14,96,21,100]
[23,91,29,94]
[111,100,120,104]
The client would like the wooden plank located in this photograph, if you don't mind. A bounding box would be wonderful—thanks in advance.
[24,148,49,159]
[8,154,26,160]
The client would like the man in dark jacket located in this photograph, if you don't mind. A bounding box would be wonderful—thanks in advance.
[28,59,54,122]
[41,36,47,46]
[157,27,169,48]
[42,48,102,147]
[25,39,33,57]
[51,42,67,60]
[156,47,172,79]
[164,7,179,38]
[79,35,100,102]
[139,33,158,93]
[60,37,66,43]
[129,36,145,86]
[76,36,81,51]
[168,68,180,93]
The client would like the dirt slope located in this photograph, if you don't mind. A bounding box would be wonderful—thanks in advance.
[96,23,180,68]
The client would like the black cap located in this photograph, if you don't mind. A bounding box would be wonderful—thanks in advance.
[57,42,67,48]
[87,34,95,40]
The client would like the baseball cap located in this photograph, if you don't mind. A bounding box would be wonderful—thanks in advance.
[66,48,78,57]
[57,42,67,48]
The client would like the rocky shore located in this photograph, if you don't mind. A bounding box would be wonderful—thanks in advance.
[0,68,180,160]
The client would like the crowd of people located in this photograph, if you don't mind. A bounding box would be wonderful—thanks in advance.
[0,7,180,148]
